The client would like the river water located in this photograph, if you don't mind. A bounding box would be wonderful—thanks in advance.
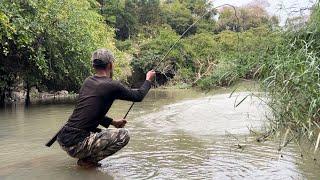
[0,88,319,180]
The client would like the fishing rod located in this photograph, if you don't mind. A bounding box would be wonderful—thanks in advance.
[123,102,135,119]
[125,4,240,117]
[45,4,239,147]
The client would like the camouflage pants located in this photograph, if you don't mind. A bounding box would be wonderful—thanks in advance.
[60,128,130,163]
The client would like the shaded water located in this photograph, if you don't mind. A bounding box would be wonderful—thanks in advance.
[0,88,319,180]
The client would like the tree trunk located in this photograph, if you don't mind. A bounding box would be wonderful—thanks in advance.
[25,81,31,106]
[0,91,5,107]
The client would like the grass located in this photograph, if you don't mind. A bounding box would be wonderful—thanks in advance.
[262,2,320,151]
[158,3,320,151]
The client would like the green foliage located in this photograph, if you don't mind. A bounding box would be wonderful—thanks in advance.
[137,0,162,25]
[162,1,196,35]
[196,61,239,88]
[179,32,218,83]
[131,26,182,74]
[162,0,216,35]
[98,0,121,27]
[103,0,216,40]
[189,27,278,88]
[0,0,128,95]
[216,4,279,32]
[99,0,163,40]
[115,39,133,51]
[114,0,139,40]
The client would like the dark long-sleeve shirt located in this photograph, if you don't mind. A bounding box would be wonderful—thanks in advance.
[57,75,151,147]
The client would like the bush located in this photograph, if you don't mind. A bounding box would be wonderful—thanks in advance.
[197,61,239,88]
[0,0,129,94]
[178,32,218,84]
[188,27,279,89]
[131,26,183,74]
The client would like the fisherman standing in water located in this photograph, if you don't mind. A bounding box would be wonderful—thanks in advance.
[57,48,156,167]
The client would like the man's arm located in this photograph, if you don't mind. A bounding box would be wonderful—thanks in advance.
[100,116,127,129]
[99,116,113,128]
[114,80,152,102]
[114,70,156,102]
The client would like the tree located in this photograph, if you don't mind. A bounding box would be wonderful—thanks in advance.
[185,0,217,33]
[137,0,161,25]
[97,0,122,27]
[161,0,196,35]
[216,3,279,32]
[0,0,128,104]
[97,0,162,40]
[181,32,218,84]
[130,26,183,85]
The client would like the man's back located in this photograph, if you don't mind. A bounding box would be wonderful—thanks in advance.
[57,76,152,147]
[66,76,114,132]
[55,48,155,167]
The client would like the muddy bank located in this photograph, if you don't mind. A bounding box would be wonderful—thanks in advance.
[2,80,260,105]
[3,87,77,105]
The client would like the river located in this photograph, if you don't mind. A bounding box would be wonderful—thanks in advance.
[0,87,319,180]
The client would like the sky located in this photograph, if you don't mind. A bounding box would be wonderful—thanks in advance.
[212,0,317,25]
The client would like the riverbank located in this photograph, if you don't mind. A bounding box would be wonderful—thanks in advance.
[3,88,78,105]
[2,80,260,106]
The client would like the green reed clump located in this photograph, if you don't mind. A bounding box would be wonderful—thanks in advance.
[263,3,320,146]
[197,3,320,147]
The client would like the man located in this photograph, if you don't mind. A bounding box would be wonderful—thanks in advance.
[57,48,155,167]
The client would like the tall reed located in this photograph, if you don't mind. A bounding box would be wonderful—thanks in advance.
[262,2,320,149]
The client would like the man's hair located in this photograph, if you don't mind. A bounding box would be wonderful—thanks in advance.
[91,48,115,70]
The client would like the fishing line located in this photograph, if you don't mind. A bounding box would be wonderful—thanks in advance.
[155,4,240,71]
[124,4,241,119]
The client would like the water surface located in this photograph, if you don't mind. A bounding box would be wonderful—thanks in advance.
[0,88,319,180]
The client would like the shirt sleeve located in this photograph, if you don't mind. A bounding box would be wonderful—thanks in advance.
[99,116,113,128]
[113,80,152,102]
